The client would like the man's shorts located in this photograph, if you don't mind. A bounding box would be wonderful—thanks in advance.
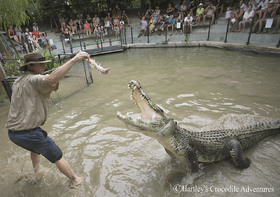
[8,127,62,163]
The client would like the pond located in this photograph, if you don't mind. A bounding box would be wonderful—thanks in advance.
[0,47,280,196]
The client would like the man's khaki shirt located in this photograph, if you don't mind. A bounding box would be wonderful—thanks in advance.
[6,72,58,131]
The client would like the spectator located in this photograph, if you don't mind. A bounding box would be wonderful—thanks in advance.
[138,16,148,37]
[113,17,120,36]
[113,17,120,27]
[92,14,100,25]
[238,5,255,32]
[166,3,175,17]
[32,34,41,50]
[8,26,19,42]
[120,18,125,29]
[23,28,33,52]
[256,0,269,20]
[63,28,72,46]
[203,2,217,25]
[215,0,225,18]
[240,0,248,12]
[167,14,176,36]
[32,22,46,37]
[86,14,92,24]
[225,6,232,21]
[178,0,188,17]
[40,33,51,49]
[104,17,113,35]
[184,13,193,33]
[60,22,70,34]
[122,10,130,26]
[76,13,83,32]
[155,6,161,16]
[107,12,112,22]
[59,15,65,29]
[69,19,77,34]
[174,0,180,10]
[230,7,242,31]
[84,20,91,36]
[249,0,261,10]
[175,13,184,34]
[15,26,24,43]
[195,3,205,25]
[32,26,40,39]
[155,15,166,35]
[253,0,276,33]
[149,16,157,34]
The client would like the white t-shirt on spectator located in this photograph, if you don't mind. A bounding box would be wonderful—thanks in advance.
[258,0,269,10]
[184,16,193,23]
[250,0,260,10]
[240,3,248,12]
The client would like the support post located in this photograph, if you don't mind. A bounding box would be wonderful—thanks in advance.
[207,20,211,41]
[246,17,255,45]
[224,18,230,43]
[82,60,89,85]
[131,27,133,44]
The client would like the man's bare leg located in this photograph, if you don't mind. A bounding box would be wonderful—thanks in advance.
[55,157,82,186]
[31,152,46,181]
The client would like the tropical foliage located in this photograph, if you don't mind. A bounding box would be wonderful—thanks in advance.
[0,0,41,32]
[2,48,60,76]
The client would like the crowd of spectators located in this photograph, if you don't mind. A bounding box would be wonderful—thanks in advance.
[228,0,280,33]
[137,0,229,37]
[59,8,130,42]
[6,0,279,51]
[7,23,51,53]
[137,0,280,36]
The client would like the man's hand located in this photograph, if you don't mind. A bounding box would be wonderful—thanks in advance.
[73,51,90,63]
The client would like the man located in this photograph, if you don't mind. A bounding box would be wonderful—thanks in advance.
[167,14,176,36]
[184,13,193,33]
[203,2,217,25]
[238,5,255,32]
[138,16,148,37]
[6,51,90,186]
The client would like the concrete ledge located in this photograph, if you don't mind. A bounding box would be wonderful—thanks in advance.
[126,41,280,56]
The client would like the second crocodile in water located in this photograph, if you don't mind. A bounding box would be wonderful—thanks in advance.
[117,80,280,173]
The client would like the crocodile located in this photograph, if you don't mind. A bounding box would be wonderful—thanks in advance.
[117,80,280,173]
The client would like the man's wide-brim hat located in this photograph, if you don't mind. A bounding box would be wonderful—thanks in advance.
[19,53,51,71]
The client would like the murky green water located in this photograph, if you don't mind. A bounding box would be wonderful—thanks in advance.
[0,48,280,197]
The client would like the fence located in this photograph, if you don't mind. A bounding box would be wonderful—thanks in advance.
[55,19,279,55]
[1,56,93,105]
[58,29,125,55]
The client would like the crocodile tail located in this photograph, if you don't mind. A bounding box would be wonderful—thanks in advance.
[238,120,280,149]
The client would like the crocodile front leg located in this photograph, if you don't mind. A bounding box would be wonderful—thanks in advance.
[186,146,199,173]
[180,145,200,185]
[227,139,251,169]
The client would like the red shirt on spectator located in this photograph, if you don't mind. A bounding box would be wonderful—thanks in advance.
[32,31,40,38]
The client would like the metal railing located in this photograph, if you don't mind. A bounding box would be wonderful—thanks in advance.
[55,17,279,56]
